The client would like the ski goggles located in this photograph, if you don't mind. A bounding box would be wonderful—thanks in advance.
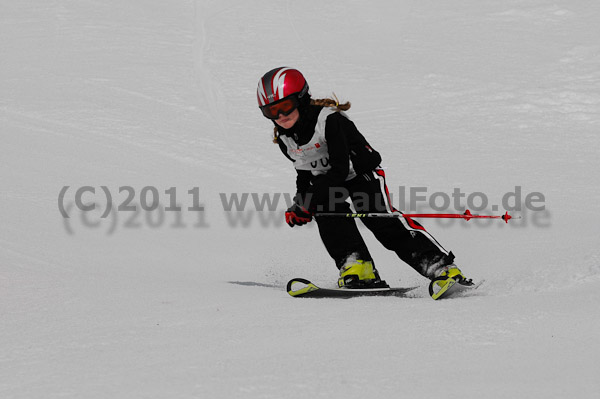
[260,96,299,120]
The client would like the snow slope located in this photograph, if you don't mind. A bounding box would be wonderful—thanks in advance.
[1,0,599,398]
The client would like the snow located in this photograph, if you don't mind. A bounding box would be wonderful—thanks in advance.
[1,0,599,398]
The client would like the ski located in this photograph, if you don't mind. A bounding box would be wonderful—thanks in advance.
[429,277,485,300]
[287,278,417,298]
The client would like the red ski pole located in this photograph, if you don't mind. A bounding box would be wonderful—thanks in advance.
[316,209,519,223]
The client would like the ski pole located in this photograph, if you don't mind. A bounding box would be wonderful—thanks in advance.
[315,209,520,223]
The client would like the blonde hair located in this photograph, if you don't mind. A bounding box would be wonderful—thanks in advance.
[272,95,351,144]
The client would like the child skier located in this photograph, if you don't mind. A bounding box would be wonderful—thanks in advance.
[257,67,471,299]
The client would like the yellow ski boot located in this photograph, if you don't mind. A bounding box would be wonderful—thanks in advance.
[338,259,389,289]
[429,264,473,300]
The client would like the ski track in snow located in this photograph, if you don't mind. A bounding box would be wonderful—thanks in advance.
[2,1,600,398]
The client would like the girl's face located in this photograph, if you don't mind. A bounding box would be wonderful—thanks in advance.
[274,108,299,129]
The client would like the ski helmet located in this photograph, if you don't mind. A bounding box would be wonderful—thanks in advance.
[256,67,309,108]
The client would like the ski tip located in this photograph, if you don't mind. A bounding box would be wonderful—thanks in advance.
[429,278,485,300]
[429,276,456,300]
[287,278,319,297]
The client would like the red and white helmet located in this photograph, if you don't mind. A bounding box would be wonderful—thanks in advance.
[257,67,309,107]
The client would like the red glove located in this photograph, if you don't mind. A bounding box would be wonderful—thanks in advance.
[285,203,313,227]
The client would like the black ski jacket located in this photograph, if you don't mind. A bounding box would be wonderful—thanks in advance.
[277,104,381,211]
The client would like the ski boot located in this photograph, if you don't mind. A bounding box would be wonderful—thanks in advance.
[338,259,389,289]
[428,264,473,300]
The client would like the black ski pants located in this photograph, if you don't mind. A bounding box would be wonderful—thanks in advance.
[314,168,454,279]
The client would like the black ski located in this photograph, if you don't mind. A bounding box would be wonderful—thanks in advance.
[287,278,417,298]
